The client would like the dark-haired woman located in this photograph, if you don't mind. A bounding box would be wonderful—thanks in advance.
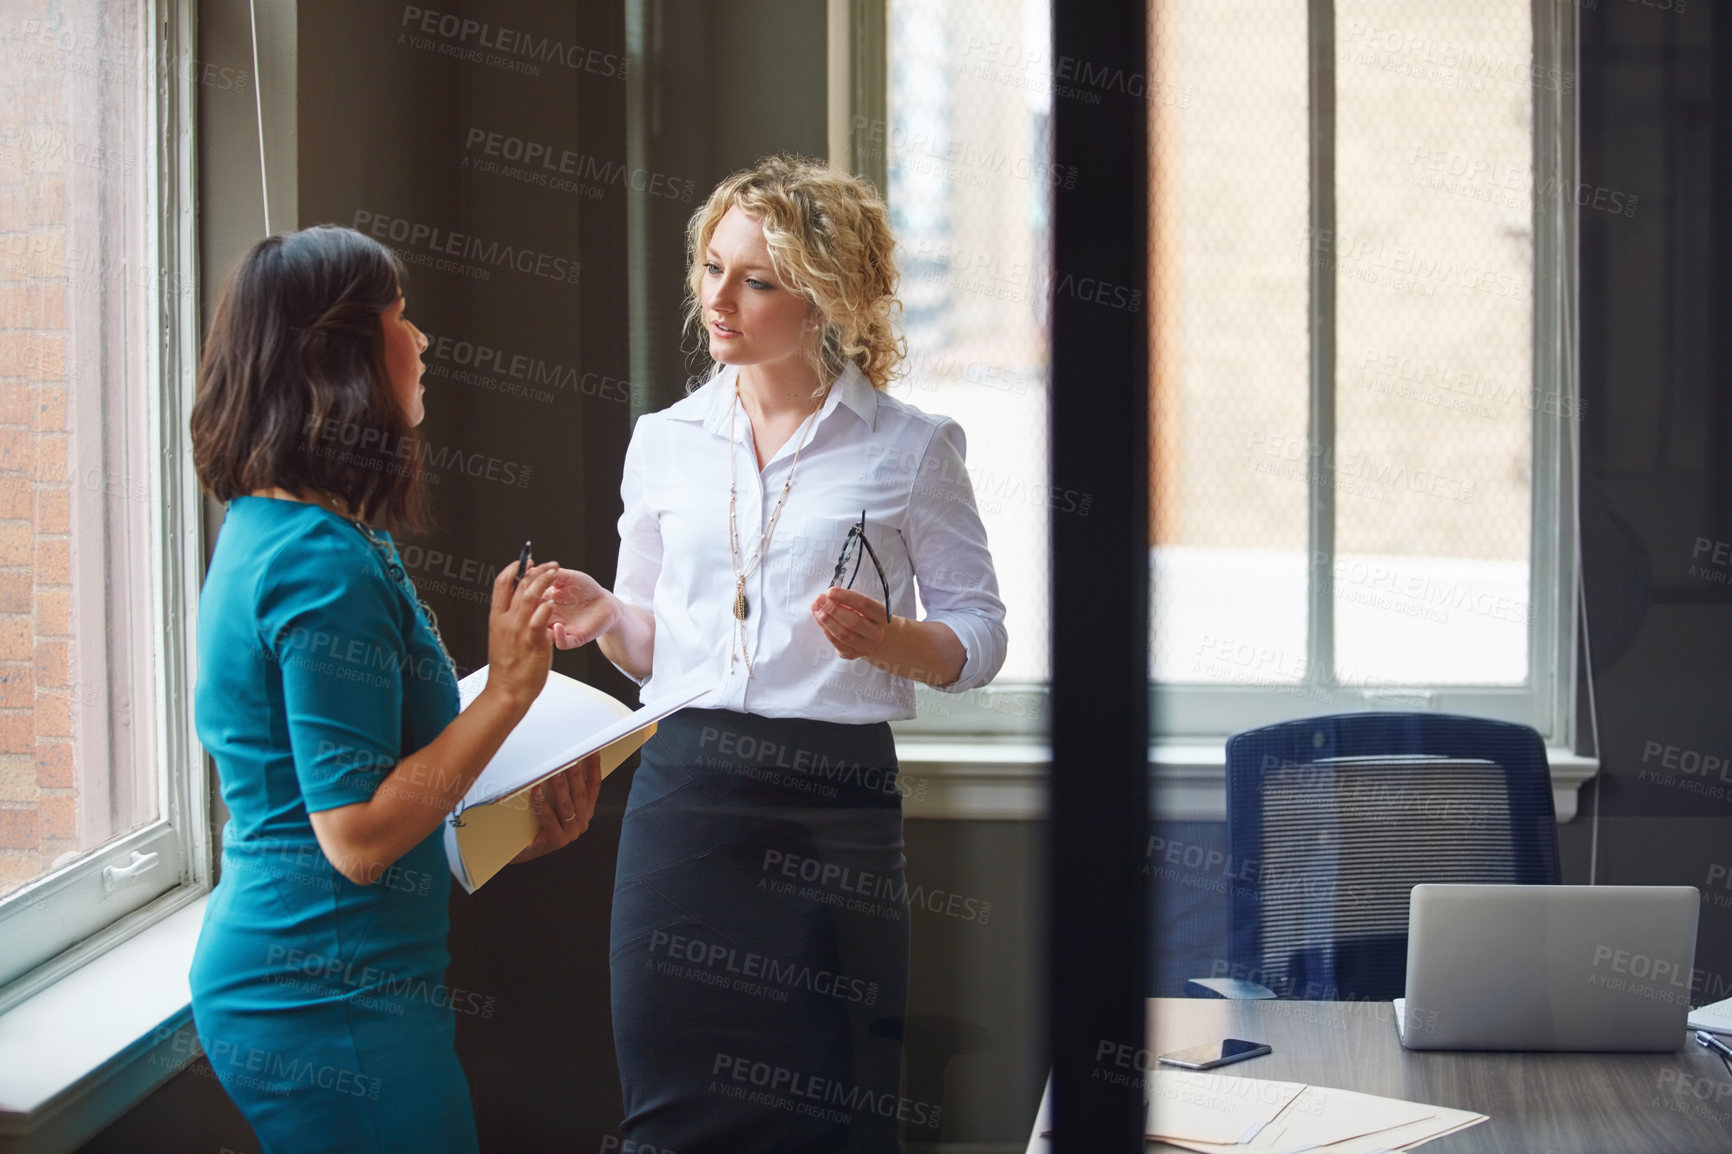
[187,224,600,1154]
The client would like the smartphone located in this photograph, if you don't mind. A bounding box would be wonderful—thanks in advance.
[1155,1038,1272,1070]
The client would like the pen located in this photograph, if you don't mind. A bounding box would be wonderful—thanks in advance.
[1695,1030,1732,1078]
[1696,1030,1732,1061]
[512,540,532,591]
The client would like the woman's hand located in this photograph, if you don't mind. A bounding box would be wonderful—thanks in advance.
[811,586,890,661]
[546,568,622,651]
[484,559,559,711]
[510,753,604,865]
[811,589,967,687]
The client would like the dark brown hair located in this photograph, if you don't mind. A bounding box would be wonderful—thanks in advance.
[191,225,426,530]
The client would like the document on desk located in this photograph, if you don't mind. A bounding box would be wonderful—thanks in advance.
[1145,1071,1306,1145]
[1315,1110,1486,1152]
[1688,993,1732,1036]
[1155,1079,1486,1154]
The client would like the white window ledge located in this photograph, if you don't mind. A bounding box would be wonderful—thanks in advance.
[0,896,207,1154]
[896,739,1599,823]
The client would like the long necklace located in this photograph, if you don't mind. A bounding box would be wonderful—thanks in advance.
[254,487,461,695]
[347,517,460,693]
[727,382,824,676]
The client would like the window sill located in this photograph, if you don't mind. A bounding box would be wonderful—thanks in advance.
[0,895,207,1154]
[895,738,1599,822]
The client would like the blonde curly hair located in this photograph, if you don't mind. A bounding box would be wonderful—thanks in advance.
[684,155,905,392]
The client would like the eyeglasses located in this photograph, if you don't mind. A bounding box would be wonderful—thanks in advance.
[832,509,890,624]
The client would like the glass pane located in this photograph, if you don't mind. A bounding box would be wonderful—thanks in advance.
[888,0,1050,683]
[1147,0,1311,685]
[1332,0,1533,686]
[0,0,158,898]
[884,2,1051,1145]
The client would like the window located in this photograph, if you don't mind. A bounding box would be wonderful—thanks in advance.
[886,1,1578,745]
[0,0,206,998]
[1148,0,1577,743]
[886,0,1055,737]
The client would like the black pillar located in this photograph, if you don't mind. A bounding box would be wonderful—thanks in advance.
[1048,1,1150,1150]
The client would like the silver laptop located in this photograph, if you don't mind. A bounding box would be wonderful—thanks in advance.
[1394,884,1699,1051]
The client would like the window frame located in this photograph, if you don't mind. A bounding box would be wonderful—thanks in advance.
[886,1,1581,751]
[0,0,209,1007]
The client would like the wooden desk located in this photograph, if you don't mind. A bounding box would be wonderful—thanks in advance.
[1033,998,1732,1152]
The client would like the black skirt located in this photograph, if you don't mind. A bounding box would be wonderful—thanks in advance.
[610,707,909,1152]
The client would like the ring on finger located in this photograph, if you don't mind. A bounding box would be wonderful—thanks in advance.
[560,812,578,823]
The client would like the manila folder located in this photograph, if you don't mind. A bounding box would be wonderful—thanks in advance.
[442,668,703,892]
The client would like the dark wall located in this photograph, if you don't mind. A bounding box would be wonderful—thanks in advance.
[295,0,633,687]
[293,9,641,1141]
[628,0,831,411]
[1578,0,1732,1008]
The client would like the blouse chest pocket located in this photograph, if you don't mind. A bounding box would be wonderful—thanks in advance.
[780,515,902,618]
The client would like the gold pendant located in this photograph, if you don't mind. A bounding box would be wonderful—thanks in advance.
[733,584,748,620]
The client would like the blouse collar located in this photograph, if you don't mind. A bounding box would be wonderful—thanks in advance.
[677,362,880,439]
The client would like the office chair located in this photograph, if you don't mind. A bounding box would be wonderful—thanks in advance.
[1190,712,1560,1003]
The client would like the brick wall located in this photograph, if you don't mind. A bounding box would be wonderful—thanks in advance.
[0,2,82,895]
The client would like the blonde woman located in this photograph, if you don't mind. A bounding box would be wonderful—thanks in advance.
[548,156,1006,1150]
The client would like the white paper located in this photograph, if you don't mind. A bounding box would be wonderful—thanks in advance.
[454,668,706,809]
[1688,993,1732,1036]
[441,670,710,893]
[1147,1071,1307,1145]
[1162,1083,1465,1154]
[1330,1110,1486,1153]
[442,820,472,891]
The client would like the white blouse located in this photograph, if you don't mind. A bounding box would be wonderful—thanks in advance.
[613,362,1008,722]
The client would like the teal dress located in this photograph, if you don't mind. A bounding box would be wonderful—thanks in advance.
[189,496,473,1154]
